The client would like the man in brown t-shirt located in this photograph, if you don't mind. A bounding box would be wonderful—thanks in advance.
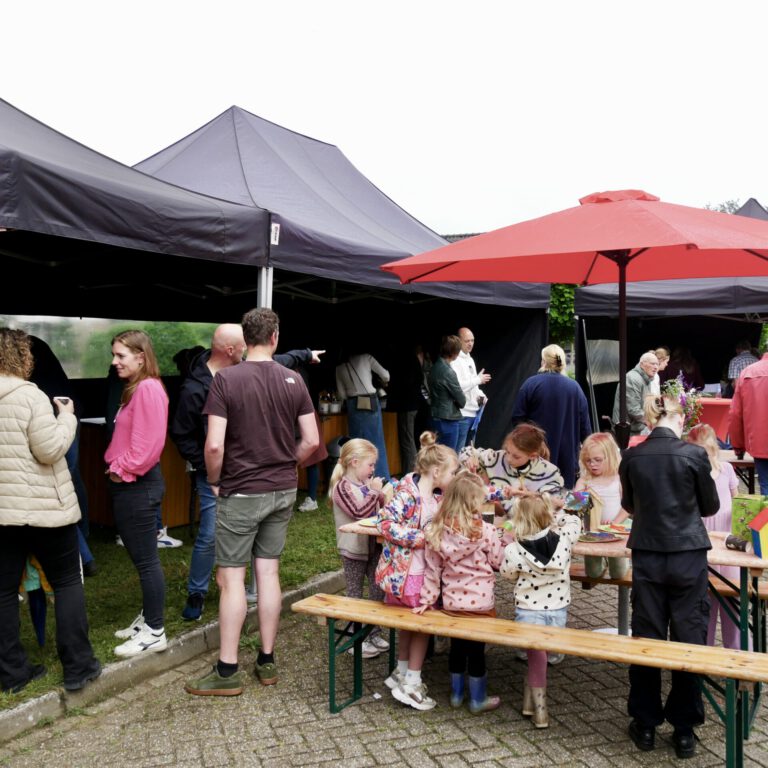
[185,308,318,696]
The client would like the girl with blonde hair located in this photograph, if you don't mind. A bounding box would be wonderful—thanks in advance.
[330,438,390,659]
[686,423,739,649]
[500,493,581,728]
[375,431,459,710]
[416,471,505,713]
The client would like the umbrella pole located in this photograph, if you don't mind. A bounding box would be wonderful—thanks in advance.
[614,255,630,449]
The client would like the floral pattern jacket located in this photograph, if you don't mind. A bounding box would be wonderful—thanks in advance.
[375,473,439,598]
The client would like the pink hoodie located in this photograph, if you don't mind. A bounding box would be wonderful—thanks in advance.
[419,521,505,613]
[104,378,168,482]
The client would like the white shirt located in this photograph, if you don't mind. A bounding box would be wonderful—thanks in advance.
[450,350,486,417]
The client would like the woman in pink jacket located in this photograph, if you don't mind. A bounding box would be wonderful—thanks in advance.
[415,471,505,713]
[105,330,169,659]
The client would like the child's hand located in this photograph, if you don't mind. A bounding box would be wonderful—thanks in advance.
[369,477,384,492]
[412,604,430,615]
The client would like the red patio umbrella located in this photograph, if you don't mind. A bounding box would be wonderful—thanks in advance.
[381,190,768,447]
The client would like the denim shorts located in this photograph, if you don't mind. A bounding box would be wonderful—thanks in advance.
[215,489,296,567]
[515,606,568,628]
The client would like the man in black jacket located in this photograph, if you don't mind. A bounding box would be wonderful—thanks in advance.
[170,323,322,621]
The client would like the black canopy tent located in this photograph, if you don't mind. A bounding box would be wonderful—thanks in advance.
[0,98,273,320]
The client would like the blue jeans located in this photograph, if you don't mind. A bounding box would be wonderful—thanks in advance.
[187,474,217,596]
[456,417,473,451]
[433,418,461,453]
[110,465,166,629]
[346,397,390,481]
[756,458,768,495]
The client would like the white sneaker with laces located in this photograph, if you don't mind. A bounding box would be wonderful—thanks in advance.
[392,680,436,711]
[157,527,183,548]
[298,497,318,512]
[114,612,145,639]
[384,669,405,690]
[114,625,168,657]
[369,634,390,652]
[347,640,381,659]
[116,535,125,547]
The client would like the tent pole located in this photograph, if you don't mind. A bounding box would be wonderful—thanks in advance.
[615,255,630,449]
[257,267,274,309]
[581,318,599,432]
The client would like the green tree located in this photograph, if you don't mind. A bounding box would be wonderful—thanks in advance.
[705,199,741,214]
[549,283,576,347]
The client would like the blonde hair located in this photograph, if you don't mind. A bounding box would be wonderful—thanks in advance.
[643,394,684,428]
[504,424,551,461]
[686,423,722,472]
[508,493,555,539]
[654,346,670,363]
[414,431,458,475]
[539,344,566,374]
[578,432,621,480]
[112,330,162,405]
[328,438,378,497]
[425,471,485,549]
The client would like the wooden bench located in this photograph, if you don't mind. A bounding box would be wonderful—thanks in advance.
[292,593,768,768]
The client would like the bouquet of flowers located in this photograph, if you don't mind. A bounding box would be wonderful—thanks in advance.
[661,374,702,435]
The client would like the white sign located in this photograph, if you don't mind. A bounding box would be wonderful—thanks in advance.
[270,222,281,246]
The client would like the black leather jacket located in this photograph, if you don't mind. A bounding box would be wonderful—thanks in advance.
[620,427,719,552]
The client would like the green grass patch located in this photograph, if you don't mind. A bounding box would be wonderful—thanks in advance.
[1,492,340,710]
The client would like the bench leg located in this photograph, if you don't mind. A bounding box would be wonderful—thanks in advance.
[326,618,370,713]
[725,678,744,768]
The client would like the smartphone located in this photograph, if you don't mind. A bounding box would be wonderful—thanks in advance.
[54,397,70,405]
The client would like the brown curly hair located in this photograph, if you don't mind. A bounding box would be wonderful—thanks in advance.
[0,328,33,379]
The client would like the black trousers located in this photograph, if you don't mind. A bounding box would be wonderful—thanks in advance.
[628,549,710,729]
[0,523,98,690]
[449,637,486,677]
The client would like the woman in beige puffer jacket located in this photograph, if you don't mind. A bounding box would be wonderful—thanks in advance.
[0,328,100,694]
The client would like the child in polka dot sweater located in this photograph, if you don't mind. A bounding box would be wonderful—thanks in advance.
[414,471,505,714]
[499,493,580,729]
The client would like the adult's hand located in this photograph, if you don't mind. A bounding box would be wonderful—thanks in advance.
[310,350,325,364]
[478,368,491,385]
[53,397,75,415]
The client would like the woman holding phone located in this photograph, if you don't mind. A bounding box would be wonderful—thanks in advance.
[105,330,169,658]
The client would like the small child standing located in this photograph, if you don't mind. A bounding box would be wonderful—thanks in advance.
[461,424,565,516]
[415,471,505,713]
[330,438,390,659]
[574,432,630,580]
[686,423,740,649]
[376,432,459,711]
[499,493,581,728]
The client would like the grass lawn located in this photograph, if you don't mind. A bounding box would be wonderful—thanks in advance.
[1,492,340,710]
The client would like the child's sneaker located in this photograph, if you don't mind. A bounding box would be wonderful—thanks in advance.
[114,612,145,640]
[384,669,405,690]
[298,497,318,512]
[369,634,390,652]
[547,653,565,666]
[392,680,437,711]
[347,640,381,659]
[114,625,167,658]
[157,527,183,548]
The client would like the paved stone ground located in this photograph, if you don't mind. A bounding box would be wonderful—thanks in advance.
[2,572,768,768]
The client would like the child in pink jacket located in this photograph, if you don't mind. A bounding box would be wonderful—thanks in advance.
[414,471,505,713]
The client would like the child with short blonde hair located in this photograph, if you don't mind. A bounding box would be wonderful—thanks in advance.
[500,493,581,728]
[330,438,390,659]
[415,471,505,713]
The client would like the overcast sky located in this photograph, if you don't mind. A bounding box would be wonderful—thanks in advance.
[5,1,767,235]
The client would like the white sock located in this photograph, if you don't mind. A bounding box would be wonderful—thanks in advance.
[405,669,422,686]
[397,659,409,676]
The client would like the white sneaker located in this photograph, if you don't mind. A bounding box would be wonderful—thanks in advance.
[157,527,183,548]
[114,612,145,639]
[347,640,381,659]
[369,634,390,652]
[298,497,318,512]
[245,587,258,605]
[116,535,125,547]
[547,653,565,666]
[114,625,168,658]
[392,680,436,711]
[384,669,405,690]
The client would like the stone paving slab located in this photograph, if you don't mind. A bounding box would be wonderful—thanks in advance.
[1,571,768,767]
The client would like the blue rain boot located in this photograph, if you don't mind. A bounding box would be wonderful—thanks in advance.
[449,672,465,708]
[468,675,500,714]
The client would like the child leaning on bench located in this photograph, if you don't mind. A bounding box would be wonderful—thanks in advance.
[375,431,459,711]
[414,471,506,714]
[329,438,391,659]
[499,493,581,729]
